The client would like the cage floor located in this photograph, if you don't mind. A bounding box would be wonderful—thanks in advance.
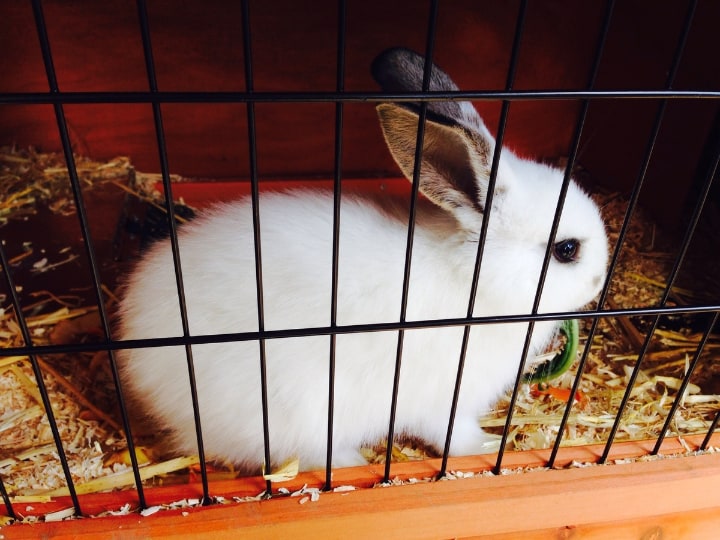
[0,147,718,501]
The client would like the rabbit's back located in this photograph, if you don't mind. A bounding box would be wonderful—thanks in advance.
[117,191,464,468]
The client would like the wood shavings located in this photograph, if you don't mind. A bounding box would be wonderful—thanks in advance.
[0,303,122,495]
[43,506,75,522]
[0,146,202,498]
[0,146,136,224]
[0,149,717,508]
[0,294,201,499]
[479,189,719,451]
[91,498,209,521]
[262,457,300,482]
[359,438,440,465]
[103,446,153,468]
[140,506,163,517]
[39,456,200,497]
[276,484,322,504]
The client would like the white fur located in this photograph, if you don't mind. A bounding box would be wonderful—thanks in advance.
[118,180,606,471]
[118,49,608,472]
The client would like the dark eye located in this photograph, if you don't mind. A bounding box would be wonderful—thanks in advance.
[553,238,580,263]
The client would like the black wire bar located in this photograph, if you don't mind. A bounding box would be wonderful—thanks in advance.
[239,0,274,498]
[0,472,12,520]
[601,152,716,462]
[0,194,81,513]
[542,0,616,467]
[135,0,213,504]
[0,242,80,517]
[1,304,718,360]
[1,89,718,106]
[548,0,707,466]
[680,111,720,453]
[7,0,98,518]
[701,409,720,450]
[491,0,617,474]
[437,0,528,479]
[382,0,440,484]
[0,246,22,520]
[650,104,720,454]
[599,0,701,463]
[18,0,152,516]
[547,0,711,466]
[0,478,12,521]
[648,103,720,453]
[1,2,718,515]
[652,311,720,454]
[324,0,348,492]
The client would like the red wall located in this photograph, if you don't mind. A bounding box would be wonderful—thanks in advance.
[1,0,718,227]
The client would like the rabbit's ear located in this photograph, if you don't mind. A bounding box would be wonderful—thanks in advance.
[371,47,496,146]
[376,102,501,230]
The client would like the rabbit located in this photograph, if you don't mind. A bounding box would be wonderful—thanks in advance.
[117,47,608,473]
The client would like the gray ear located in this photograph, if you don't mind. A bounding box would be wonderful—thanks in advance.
[371,47,494,142]
[376,102,495,232]
[373,48,503,231]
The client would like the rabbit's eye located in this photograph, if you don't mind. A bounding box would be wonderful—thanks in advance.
[553,238,580,263]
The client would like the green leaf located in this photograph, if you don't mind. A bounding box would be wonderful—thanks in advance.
[523,319,579,384]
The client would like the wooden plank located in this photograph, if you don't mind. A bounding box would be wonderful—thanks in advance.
[3,434,714,519]
[1,435,718,538]
[467,506,720,540]
[2,451,719,539]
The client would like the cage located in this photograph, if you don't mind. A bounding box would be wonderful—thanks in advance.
[1,0,719,538]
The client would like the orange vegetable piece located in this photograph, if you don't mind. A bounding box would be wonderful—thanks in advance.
[530,383,583,403]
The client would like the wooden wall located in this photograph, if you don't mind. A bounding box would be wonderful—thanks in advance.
[1,0,718,227]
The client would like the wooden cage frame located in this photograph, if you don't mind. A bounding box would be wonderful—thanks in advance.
[2,1,719,538]
[2,435,719,538]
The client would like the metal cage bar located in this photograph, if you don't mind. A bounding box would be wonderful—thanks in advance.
[324,0,348,491]
[494,0,607,472]
[0,304,717,360]
[0,255,79,513]
[1,89,718,106]
[30,0,150,507]
[135,0,212,503]
[0,304,718,360]
[27,0,151,515]
[239,0,274,497]
[702,409,720,450]
[438,0,528,478]
[652,311,720,453]
[0,0,718,518]
[544,0,617,468]
[0,247,23,520]
[652,109,720,453]
[382,0,440,483]
[600,0,701,462]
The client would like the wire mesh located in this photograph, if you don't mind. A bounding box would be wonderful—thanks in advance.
[0,0,718,521]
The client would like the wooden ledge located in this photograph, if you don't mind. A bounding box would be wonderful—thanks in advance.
[2,434,718,539]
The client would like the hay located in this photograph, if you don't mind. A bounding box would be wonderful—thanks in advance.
[0,146,134,224]
[0,305,126,495]
[0,145,186,227]
[0,147,193,498]
[354,190,720,462]
[478,190,720,452]
[0,147,717,498]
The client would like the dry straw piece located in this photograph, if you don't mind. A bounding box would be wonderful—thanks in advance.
[0,148,718,498]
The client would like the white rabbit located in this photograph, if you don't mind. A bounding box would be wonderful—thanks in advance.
[118,48,608,472]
